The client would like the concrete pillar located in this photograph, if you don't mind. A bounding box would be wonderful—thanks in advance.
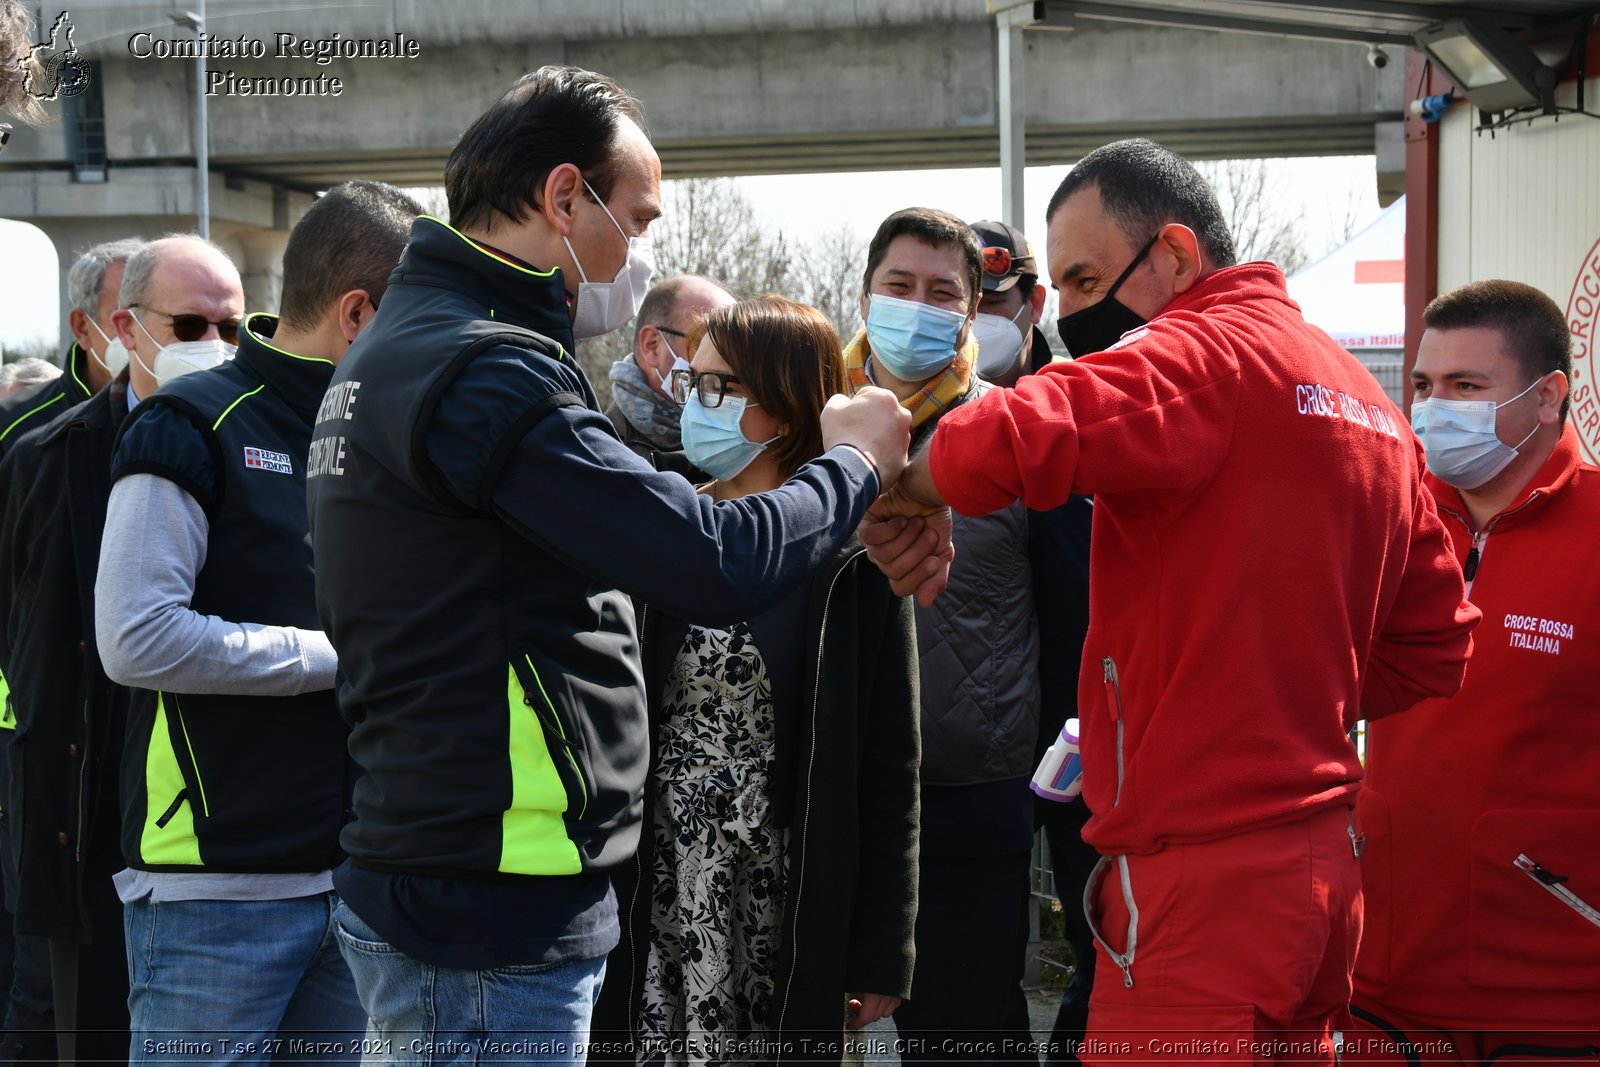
[997,12,1028,229]
[233,227,290,315]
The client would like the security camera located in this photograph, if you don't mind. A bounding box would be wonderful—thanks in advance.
[1367,44,1390,70]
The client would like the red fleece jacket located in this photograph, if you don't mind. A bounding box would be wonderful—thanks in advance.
[928,263,1479,856]
[1355,426,1600,1031]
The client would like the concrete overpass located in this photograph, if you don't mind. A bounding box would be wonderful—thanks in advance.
[2,0,1415,321]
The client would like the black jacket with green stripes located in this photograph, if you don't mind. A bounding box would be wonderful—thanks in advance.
[0,342,95,460]
[112,315,353,873]
[0,377,131,941]
[0,342,97,732]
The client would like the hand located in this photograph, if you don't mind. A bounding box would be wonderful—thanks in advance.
[846,993,902,1031]
[821,388,911,489]
[859,490,954,607]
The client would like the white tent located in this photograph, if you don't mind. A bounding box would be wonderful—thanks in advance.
[1288,196,1406,352]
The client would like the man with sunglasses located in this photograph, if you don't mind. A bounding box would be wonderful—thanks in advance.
[865,139,1478,1066]
[109,235,245,404]
[92,187,420,1061]
[603,274,734,474]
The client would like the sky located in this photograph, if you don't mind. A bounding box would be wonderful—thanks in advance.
[0,156,1382,353]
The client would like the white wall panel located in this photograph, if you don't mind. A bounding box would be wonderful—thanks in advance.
[1434,74,1600,463]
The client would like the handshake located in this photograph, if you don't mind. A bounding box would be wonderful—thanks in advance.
[819,386,955,607]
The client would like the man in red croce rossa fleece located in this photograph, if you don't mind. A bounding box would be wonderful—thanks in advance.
[1345,280,1600,1065]
[862,139,1480,1066]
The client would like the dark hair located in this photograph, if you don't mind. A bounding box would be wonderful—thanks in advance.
[445,65,647,235]
[1423,279,1573,422]
[278,181,421,331]
[862,208,984,309]
[1046,139,1237,268]
[685,295,845,481]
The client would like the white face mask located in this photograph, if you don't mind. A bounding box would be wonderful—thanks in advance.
[85,317,130,378]
[1410,375,1542,490]
[130,311,235,388]
[564,179,654,340]
[655,330,692,402]
[973,302,1030,379]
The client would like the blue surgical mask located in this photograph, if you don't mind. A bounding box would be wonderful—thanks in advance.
[680,393,779,481]
[865,294,967,381]
[1410,375,1542,490]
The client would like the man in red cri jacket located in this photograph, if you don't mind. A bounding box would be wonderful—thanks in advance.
[1347,280,1600,1065]
[863,138,1479,1066]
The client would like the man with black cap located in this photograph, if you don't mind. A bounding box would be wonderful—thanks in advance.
[969,220,1052,386]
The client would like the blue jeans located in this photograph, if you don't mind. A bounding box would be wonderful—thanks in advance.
[331,900,605,1066]
[125,891,364,1065]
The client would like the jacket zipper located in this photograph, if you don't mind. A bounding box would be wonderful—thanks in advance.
[1441,491,1542,598]
[73,691,90,862]
[1101,657,1127,808]
[1515,854,1600,929]
[171,695,209,818]
[522,655,589,821]
[625,603,650,1037]
[773,550,859,1060]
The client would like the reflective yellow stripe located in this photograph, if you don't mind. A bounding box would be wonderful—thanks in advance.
[501,665,581,875]
[212,385,265,431]
[0,393,64,442]
[0,670,13,731]
[139,693,202,865]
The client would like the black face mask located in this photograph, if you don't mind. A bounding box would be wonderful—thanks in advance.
[1056,234,1159,357]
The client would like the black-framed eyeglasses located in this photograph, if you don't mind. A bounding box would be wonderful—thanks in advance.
[131,306,241,345]
[655,325,686,338]
[669,368,744,408]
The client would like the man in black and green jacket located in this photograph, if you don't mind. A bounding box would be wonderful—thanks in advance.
[307,65,926,1054]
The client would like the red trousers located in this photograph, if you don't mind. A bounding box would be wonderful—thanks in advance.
[1342,1001,1600,1065]
[1082,806,1362,1066]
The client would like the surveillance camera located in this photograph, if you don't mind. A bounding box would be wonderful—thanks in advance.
[1367,44,1390,70]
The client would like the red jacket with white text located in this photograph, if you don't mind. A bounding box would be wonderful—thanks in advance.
[928,263,1479,857]
[1354,426,1600,1032]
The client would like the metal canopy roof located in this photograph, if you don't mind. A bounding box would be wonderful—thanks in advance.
[1046,2,1600,46]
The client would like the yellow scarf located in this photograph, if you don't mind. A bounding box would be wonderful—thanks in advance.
[842,329,976,430]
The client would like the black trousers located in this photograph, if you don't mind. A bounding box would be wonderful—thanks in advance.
[893,848,1038,1064]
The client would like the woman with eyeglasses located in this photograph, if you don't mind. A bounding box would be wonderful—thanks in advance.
[593,295,920,1066]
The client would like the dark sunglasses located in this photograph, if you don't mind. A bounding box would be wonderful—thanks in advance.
[669,368,745,409]
[0,124,11,156]
[132,306,241,345]
[981,245,1015,277]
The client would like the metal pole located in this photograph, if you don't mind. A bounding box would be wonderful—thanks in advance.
[997,9,1027,230]
[195,0,209,239]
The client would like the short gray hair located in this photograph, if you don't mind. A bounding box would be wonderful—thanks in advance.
[0,357,63,391]
[118,233,234,310]
[66,238,146,318]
